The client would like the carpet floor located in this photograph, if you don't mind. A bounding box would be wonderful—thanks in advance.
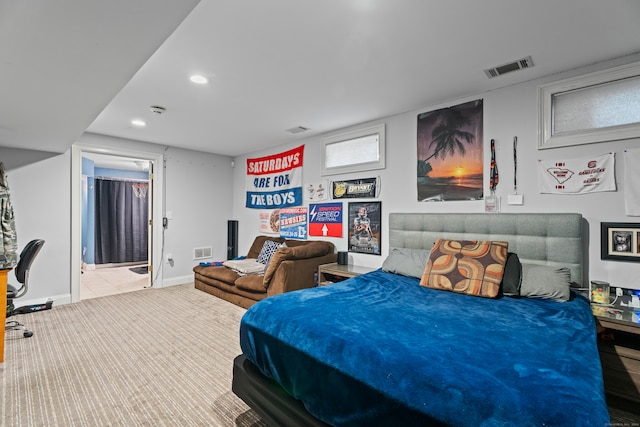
[3,284,638,426]
[2,283,267,427]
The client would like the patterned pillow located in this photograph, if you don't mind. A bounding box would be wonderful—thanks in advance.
[420,238,508,298]
[257,240,286,265]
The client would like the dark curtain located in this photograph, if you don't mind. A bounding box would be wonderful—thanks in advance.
[95,178,148,264]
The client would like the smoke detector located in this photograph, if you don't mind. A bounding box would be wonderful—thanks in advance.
[150,105,167,115]
[484,56,534,79]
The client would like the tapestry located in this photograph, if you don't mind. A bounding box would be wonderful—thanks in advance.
[258,209,280,235]
[538,152,616,194]
[279,207,308,239]
[245,145,304,209]
[417,99,484,202]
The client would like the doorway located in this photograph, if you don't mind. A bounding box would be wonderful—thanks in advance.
[81,153,151,299]
[71,144,165,303]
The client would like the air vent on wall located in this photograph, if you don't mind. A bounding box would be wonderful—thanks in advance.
[484,56,534,79]
[193,246,213,260]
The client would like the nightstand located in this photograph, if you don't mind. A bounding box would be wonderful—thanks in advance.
[592,304,640,407]
[317,263,375,286]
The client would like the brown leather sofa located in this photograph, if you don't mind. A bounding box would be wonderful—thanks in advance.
[193,236,336,308]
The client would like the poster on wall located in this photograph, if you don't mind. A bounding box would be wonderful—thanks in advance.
[304,181,329,201]
[245,145,304,209]
[538,152,616,194]
[309,202,343,237]
[417,99,484,202]
[332,177,379,199]
[258,209,281,234]
[279,207,308,239]
[348,201,381,255]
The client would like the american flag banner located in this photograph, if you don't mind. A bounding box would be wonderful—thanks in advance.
[538,152,616,194]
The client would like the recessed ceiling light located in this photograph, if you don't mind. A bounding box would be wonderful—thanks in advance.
[131,119,146,127]
[190,75,208,84]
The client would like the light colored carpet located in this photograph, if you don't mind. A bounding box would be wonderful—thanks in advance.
[1,283,268,427]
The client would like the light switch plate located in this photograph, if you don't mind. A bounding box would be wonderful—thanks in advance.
[507,194,524,205]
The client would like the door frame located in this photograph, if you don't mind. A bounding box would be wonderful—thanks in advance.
[71,144,165,302]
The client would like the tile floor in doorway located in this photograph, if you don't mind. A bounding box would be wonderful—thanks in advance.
[81,265,150,300]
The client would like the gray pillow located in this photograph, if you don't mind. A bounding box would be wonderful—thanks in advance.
[520,264,571,302]
[382,248,430,279]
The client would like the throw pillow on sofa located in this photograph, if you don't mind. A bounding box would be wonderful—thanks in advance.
[257,240,287,265]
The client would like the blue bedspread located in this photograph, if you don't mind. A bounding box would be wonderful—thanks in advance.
[240,270,610,427]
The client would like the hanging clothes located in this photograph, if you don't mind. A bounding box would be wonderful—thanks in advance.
[0,162,18,269]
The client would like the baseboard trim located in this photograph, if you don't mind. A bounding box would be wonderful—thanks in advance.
[161,275,193,288]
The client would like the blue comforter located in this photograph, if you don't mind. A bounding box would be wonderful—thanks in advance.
[240,270,610,426]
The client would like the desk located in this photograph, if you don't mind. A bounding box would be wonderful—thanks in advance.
[1,268,10,363]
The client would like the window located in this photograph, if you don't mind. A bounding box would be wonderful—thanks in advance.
[321,124,385,176]
[538,61,640,149]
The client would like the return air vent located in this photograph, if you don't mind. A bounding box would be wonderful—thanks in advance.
[484,56,534,79]
[286,126,310,134]
[193,246,213,260]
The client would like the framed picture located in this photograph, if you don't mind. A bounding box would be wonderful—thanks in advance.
[600,222,640,262]
[348,201,381,255]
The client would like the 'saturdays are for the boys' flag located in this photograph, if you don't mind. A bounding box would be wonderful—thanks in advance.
[246,145,304,209]
[538,152,616,194]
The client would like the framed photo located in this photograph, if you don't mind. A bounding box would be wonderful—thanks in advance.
[600,222,640,262]
[348,201,381,255]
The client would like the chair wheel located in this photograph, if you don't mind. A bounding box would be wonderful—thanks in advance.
[24,331,33,338]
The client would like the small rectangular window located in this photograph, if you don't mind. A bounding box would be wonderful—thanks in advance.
[538,61,640,149]
[321,124,385,176]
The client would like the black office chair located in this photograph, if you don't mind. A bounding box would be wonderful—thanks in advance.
[5,239,49,338]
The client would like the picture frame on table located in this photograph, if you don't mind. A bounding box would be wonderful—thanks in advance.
[600,222,640,262]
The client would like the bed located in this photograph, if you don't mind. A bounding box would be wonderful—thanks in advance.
[233,213,610,426]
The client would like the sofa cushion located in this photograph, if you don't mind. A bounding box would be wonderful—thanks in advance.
[257,240,287,265]
[235,274,268,293]
[263,242,333,286]
[193,265,240,282]
[247,236,286,259]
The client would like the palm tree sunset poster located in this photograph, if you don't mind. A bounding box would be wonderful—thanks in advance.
[417,99,484,201]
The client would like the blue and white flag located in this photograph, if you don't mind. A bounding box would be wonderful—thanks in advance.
[246,145,304,209]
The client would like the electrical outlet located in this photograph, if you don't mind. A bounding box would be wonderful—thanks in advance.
[616,287,623,297]
[166,253,173,263]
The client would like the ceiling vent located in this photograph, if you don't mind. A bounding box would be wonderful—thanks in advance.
[484,56,534,79]
[286,126,310,134]
[150,105,166,115]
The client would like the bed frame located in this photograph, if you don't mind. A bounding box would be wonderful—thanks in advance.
[232,212,585,426]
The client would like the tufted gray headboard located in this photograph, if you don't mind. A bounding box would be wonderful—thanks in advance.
[389,213,585,286]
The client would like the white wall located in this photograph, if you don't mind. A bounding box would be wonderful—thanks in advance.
[6,134,234,304]
[232,54,640,290]
[9,153,71,303]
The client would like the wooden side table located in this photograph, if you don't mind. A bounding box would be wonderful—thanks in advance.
[317,263,375,286]
[592,304,640,406]
[1,268,11,363]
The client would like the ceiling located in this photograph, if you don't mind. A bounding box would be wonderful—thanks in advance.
[2,1,640,160]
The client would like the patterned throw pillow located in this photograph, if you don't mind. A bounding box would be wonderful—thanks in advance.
[420,238,508,298]
[257,240,286,265]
